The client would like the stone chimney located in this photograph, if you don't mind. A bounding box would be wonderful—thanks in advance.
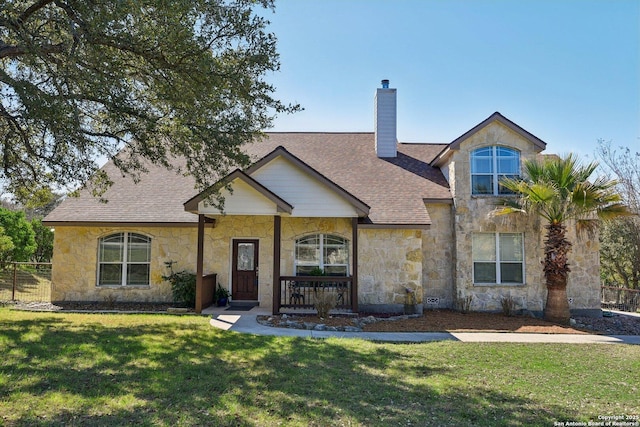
[374,79,397,158]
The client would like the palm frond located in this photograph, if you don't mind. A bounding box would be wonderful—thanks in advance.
[500,154,629,227]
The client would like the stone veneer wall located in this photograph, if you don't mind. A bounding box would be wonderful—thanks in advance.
[565,225,602,316]
[447,123,545,313]
[358,228,423,312]
[51,217,355,308]
[422,203,454,309]
[202,215,274,305]
[51,225,198,302]
[442,121,601,314]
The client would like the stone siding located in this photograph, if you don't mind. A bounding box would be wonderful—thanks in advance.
[51,226,197,303]
[358,228,423,311]
[422,203,455,309]
[440,121,601,313]
[51,217,357,309]
[565,225,602,314]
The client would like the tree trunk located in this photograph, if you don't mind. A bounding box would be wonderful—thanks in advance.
[544,285,571,324]
[543,223,572,325]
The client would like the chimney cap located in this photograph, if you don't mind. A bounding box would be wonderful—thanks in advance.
[381,79,390,89]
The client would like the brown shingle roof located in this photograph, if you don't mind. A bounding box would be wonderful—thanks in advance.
[45,133,451,226]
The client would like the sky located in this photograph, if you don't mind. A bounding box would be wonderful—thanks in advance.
[263,0,640,160]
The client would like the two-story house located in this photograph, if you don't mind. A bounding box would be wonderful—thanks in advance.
[44,81,602,316]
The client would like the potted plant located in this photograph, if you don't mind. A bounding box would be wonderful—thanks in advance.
[215,284,230,307]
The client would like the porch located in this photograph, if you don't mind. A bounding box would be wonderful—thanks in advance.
[193,214,360,315]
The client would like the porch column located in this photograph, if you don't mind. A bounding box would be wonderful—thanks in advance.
[352,217,359,312]
[272,215,281,315]
[195,214,205,313]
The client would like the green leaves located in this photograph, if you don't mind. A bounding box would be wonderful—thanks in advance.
[1,0,299,201]
[0,208,36,263]
[497,153,631,226]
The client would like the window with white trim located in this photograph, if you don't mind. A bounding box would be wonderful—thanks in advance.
[295,234,349,276]
[471,146,520,195]
[472,233,524,284]
[98,232,151,286]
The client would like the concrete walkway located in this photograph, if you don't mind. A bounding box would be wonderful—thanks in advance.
[203,306,640,345]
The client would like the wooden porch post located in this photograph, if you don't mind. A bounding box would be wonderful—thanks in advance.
[195,214,205,313]
[352,217,359,312]
[272,215,281,315]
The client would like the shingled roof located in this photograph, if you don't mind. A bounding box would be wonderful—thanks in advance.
[44,132,451,226]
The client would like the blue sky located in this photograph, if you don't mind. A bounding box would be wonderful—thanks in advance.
[264,0,639,160]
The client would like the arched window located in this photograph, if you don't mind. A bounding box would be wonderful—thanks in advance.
[471,146,520,195]
[295,234,349,276]
[98,232,151,286]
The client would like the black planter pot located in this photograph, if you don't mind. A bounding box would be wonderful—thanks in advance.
[217,297,228,307]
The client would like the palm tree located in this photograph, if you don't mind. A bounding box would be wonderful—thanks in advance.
[495,154,630,324]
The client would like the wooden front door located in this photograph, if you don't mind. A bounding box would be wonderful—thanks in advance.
[232,239,259,300]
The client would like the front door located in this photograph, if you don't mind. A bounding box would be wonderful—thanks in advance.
[232,239,259,300]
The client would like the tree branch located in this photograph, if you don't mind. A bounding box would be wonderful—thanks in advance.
[0,42,66,59]
[18,0,56,24]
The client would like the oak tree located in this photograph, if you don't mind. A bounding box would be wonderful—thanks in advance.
[1,0,297,201]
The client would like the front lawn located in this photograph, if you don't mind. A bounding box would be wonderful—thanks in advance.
[0,309,638,426]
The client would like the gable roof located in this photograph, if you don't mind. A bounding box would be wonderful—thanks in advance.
[183,168,293,214]
[430,112,547,167]
[44,132,451,227]
[242,133,450,225]
[244,146,370,216]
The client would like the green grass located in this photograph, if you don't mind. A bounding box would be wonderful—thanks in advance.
[0,309,638,426]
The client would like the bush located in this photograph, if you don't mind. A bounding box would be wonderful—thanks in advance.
[315,292,337,318]
[501,296,517,317]
[457,293,473,314]
[163,263,196,308]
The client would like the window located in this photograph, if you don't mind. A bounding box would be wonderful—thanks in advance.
[295,234,349,276]
[98,232,151,286]
[471,146,520,195]
[472,233,524,284]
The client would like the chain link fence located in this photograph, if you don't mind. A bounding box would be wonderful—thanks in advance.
[0,262,52,303]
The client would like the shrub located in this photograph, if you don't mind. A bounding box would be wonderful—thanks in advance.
[163,262,196,308]
[315,292,337,319]
[457,293,473,314]
[501,296,517,317]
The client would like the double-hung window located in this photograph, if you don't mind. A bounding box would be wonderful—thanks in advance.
[295,234,349,276]
[472,233,524,284]
[471,146,520,195]
[98,232,151,286]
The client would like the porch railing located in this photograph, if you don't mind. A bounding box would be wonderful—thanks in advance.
[279,276,354,312]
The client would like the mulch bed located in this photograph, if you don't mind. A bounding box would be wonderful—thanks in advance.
[259,310,640,335]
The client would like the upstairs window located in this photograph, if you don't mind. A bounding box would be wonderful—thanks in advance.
[295,234,349,276]
[98,232,151,286]
[471,146,520,195]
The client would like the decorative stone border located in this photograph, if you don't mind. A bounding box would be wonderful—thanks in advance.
[257,313,422,332]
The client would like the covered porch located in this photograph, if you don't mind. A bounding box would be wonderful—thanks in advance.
[191,214,360,315]
[183,147,370,315]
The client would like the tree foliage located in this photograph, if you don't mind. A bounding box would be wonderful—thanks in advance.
[495,154,630,324]
[0,0,298,203]
[596,140,640,289]
[0,226,15,262]
[29,217,53,262]
[0,207,36,263]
